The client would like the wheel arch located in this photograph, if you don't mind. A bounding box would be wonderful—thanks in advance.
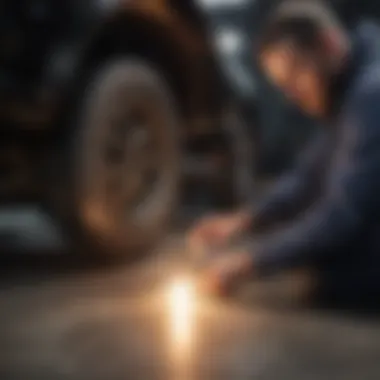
[74,11,200,118]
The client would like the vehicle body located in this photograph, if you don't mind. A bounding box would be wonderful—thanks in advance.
[0,0,251,256]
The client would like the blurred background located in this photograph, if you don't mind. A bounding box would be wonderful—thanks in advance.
[0,1,380,379]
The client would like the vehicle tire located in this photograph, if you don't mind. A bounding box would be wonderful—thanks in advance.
[52,59,181,258]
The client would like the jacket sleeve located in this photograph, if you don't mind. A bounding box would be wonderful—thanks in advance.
[252,87,380,275]
[251,132,327,231]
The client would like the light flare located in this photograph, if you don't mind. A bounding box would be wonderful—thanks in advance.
[167,276,196,350]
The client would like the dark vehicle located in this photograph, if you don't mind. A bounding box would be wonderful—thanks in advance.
[0,0,377,257]
[0,0,247,257]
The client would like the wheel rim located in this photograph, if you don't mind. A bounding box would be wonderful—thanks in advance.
[78,65,178,241]
[103,107,163,218]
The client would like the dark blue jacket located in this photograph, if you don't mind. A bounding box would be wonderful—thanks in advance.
[252,21,380,279]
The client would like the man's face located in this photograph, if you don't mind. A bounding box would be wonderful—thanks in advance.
[260,41,328,118]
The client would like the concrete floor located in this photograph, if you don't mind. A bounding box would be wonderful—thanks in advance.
[0,208,380,380]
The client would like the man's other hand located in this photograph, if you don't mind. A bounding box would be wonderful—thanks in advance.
[197,249,254,297]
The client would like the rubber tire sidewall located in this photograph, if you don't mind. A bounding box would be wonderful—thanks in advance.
[56,59,181,257]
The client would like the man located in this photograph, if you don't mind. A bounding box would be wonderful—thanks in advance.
[190,0,380,304]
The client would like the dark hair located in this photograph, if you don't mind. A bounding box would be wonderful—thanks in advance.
[258,17,322,54]
[257,1,334,55]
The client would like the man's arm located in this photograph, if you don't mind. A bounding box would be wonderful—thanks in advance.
[249,132,328,231]
[251,87,380,275]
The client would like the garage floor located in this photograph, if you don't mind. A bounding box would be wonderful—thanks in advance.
[0,207,380,380]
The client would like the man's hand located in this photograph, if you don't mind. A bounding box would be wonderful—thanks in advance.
[198,249,254,297]
[188,211,251,256]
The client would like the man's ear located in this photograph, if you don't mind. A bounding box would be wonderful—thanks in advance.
[320,29,347,72]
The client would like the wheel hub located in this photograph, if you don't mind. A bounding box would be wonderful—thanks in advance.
[104,110,161,213]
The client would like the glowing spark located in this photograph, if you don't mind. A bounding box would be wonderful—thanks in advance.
[168,277,196,350]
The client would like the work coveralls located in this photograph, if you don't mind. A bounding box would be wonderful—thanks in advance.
[249,21,380,306]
